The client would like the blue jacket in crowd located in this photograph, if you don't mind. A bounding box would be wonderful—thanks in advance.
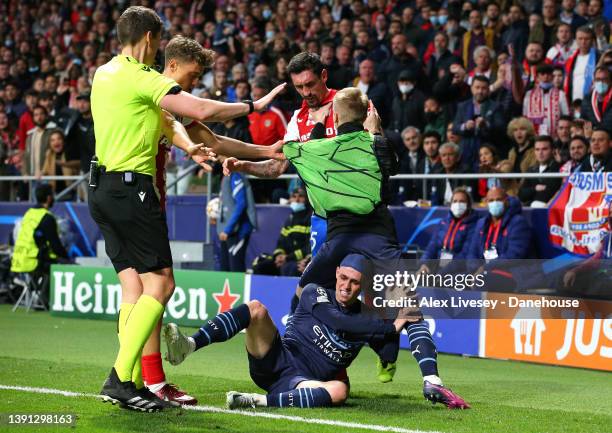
[467,196,532,265]
[421,209,479,261]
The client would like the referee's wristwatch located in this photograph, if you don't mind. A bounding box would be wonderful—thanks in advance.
[243,99,254,114]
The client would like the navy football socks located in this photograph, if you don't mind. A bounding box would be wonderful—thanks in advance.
[405,320,439,377]
[191,304,251,350]
[266,387,332,408]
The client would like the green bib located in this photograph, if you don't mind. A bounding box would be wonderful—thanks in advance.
[11,208,57,273]
[283,130,382,218]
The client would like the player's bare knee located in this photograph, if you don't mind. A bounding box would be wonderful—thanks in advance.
[248,299,268,322]
[327,382,349,405]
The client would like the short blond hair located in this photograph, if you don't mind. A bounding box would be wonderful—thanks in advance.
[507,116,536,139]
[332,87,369,124]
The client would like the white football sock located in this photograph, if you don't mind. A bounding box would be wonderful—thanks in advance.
[147,381,167,393]
[423,375,443,386]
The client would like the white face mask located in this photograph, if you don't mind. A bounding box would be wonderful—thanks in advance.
[399,83,414,94]
[450,202,467,218]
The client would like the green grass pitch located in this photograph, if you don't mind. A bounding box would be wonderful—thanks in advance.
[0,305,610,433]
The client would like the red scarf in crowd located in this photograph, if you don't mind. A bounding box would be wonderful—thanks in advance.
[590,89,612,123]
[526,87,561,135]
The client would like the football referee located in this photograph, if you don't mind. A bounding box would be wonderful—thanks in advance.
[90,6,284,412]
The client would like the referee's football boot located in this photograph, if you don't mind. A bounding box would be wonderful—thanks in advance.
[133,386,180,410]
[423,380,471,409]
[163,323,195,366]
[99,368,176,412]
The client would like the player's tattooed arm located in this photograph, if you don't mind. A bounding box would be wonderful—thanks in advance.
[223,158,289,178]
[188,122,284,160]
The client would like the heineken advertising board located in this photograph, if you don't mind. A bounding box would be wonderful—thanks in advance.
[50,265,246,327]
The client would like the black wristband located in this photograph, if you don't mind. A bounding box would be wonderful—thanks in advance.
[243,99,254,114]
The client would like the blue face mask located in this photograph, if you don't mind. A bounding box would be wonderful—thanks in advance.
[265,30,275,40]
[594,81,609,94]
[539,82,553,90]
[290,202,306,212]
[438,15,448,26]
[262,9,272,20]
[488,200,505,217]
[430,16,439,26]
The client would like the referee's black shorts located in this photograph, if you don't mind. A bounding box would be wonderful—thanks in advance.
[88,172,172,274]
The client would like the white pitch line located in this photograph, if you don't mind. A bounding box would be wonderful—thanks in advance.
[0,384,440,433]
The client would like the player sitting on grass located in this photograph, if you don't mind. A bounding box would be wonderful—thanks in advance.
[163,254,408,409]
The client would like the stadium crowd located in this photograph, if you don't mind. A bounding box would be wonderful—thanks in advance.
[0,0,611,202]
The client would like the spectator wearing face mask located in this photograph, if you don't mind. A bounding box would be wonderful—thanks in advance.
[418,187,479,274]
[518,135,562,207]
[523,64,570,137]
[252,187,311,276]
[467,187,532,271]
[580,66,612,129]
[390,69,426,132]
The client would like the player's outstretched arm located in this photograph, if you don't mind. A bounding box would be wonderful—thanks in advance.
[159,83,287,123]
[222,158,290,179]
[187,122,284,160]
[161,110,215,172]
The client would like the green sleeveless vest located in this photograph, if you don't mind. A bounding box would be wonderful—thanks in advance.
[283,130,382,218]
[11,208,57,273]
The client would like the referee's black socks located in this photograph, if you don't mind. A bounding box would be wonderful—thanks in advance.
[191,304,251,350]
